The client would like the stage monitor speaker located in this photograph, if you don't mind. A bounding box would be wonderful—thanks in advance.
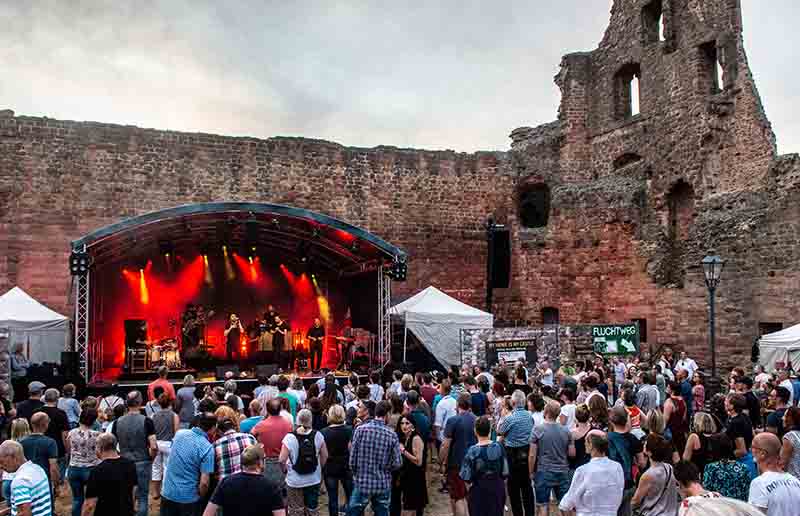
[61,351,79,379]
[256,364,279,379]
[124,319,147,349]
[216,364,240,380]
[491,228,511,288]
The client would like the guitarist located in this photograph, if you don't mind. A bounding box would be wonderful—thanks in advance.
[182,304,200,350]
[307,318,325,372]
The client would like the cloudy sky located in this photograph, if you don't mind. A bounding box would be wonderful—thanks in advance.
[1,1,797,153]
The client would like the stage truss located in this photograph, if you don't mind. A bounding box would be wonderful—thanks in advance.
[74,270,90,380]
[378,265,392,368]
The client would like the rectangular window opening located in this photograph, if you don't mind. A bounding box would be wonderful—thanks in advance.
[631,76,641,116]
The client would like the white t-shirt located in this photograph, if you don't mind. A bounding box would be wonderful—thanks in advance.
[540,369,554,387]
[434,396,458,441]
[780,379,794,406]
[532,411,545,427]
[10,461,50,516]
[675,359,698,378]
[559,403,576,429]
[748,471,800,516]
[282,430,325,488]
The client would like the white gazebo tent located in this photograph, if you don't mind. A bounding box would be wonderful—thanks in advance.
[0,287,68,365]
[758,323,800,372]
[390,286,493,369]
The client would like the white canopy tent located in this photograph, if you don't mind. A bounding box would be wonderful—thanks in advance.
[0,287,68,365]
[759,323,800,372]
[390,286,493,369]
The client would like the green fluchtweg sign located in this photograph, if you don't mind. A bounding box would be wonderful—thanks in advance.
[592,323,639,355]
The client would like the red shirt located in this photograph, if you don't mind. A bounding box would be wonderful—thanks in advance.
[252,416,293,458]
[420,385,438,407]
[147,378,176,401]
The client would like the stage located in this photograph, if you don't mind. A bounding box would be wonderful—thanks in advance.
[69,202,407,386]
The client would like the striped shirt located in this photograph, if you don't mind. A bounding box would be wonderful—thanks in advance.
[498,408,534,448]
[11,461,51,516]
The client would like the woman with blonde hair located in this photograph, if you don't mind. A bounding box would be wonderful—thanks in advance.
[321,405,353,516]
[214,405,241,430]
[280,408,328,516]
[9,418,30,441]
[683,411,717,476]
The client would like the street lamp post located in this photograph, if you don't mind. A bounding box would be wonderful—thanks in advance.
[701,255,725,392]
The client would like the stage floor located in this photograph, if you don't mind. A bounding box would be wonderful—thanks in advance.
[88,366,362,391]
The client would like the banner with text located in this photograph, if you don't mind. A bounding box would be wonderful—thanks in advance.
[591,323,639,355]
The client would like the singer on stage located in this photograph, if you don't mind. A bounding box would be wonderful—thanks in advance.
[272,315,289,370]
[307,318,325,371]
[224,314,244,362]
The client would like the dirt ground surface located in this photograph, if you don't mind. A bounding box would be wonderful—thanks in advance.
[53,462,462,516]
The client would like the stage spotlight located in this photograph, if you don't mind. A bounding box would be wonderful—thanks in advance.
[69,251,91,276]
[388,260,407,281]
[159,240,174,258]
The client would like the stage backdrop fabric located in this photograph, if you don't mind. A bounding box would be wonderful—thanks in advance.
[390,286,493,369]
[759,322,800,372]
[0,287,68,365]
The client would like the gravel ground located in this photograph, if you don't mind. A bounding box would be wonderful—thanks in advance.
[53,462,459,516]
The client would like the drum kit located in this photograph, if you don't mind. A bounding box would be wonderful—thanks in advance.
[149,338,182,369]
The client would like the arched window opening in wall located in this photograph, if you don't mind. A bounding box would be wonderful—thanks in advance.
[642,0,665,44]
[519,183,551,228]
[700,41,722,94]
[614,63,642,119]
[665,180,695,287]
[667,180,695,242]
[542,307,560,325]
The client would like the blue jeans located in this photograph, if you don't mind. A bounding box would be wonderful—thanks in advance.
[68,466,93,516]
[346,487,390,516]
[533,470,570,505]
[135,460,152,516]
[325,474,353,516]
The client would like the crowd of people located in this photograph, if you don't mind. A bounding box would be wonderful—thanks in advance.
[1,351,800,516]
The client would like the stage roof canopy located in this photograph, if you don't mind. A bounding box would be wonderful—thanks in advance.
[72,202,407,275]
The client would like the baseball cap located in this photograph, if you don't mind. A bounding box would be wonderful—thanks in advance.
[28,381,46,394]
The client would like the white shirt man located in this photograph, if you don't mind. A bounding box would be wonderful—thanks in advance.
[433,392,457,442]
[674,353,698,379]
[748,432,800,516]
[559,431,623,516]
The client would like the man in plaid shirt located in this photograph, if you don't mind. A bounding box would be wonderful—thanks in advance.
[346,400,402,516]
[214,417,257,480]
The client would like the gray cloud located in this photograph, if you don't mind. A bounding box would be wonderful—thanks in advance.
[0,1,797,153]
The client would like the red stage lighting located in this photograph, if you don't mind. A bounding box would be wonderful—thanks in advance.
[139,269,149,305]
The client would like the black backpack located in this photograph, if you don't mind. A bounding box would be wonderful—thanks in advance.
[293,430,318,475]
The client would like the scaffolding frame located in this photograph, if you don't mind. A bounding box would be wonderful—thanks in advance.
[377,265,392,368]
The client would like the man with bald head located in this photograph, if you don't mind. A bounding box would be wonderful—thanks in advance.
[748,432,800,516]
[83,433,138,516]
[0,440,52,516]
[20,412,59,490]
